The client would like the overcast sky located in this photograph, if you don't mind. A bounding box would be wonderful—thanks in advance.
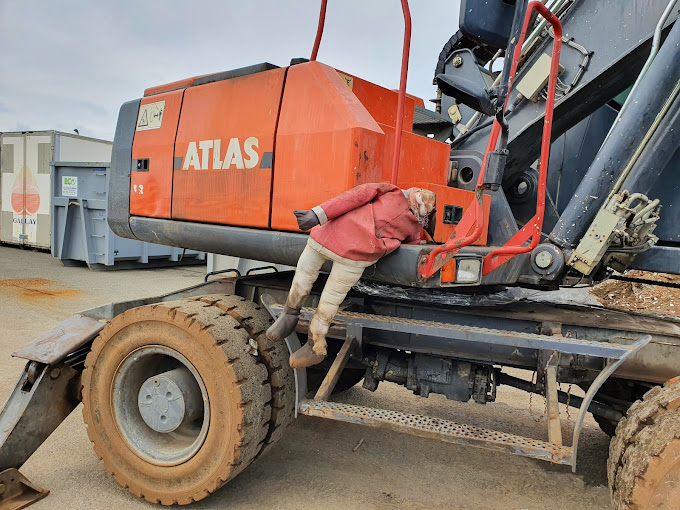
[0,1,461,141]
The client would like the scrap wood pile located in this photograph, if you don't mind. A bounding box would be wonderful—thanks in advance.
[591,270,679,317]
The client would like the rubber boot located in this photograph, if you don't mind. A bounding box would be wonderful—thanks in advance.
[289,341,325,369]
[309,315,329,357]
[266,305,301,343]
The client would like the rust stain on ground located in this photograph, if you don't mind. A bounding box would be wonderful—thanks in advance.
[21,288,81,298]
[0,278,53,287]
[0,278,81,299]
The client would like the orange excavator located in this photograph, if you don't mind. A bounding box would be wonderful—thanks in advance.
[2,1,680,509]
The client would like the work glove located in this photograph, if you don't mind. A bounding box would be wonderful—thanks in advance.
[425,209,437,240]
[294,209,320,231]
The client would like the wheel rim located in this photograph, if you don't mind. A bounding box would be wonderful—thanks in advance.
[112,346,210,466]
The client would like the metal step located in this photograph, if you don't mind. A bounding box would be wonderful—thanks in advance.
[298,399,573,465]
[271,304,640,359]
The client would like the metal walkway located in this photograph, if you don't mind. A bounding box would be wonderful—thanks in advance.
[299,399,573,465]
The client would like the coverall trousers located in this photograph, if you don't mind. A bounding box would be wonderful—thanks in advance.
[286,243,368,355]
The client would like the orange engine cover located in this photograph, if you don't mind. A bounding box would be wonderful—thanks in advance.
[130,89,184,218]
[128,61,490,246]
[172,68,286,227]
[271,62,386,231]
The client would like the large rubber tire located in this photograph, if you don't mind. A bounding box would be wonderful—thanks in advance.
[195,294,295,452]
[608,377,680,509]
[82,298,282,505]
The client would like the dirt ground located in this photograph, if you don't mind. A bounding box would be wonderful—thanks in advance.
[591,270,680,317]
[0,246,618,510]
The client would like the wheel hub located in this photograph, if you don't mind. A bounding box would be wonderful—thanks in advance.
[112,346,210,466]
[138,370,187,433]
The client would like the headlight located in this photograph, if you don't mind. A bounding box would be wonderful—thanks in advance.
[456,258,482,284]
[440,257,483,285]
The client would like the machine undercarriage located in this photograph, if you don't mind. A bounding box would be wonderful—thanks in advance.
[2,0,680,508]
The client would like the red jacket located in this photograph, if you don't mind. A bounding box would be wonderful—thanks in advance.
[310,183,422,262]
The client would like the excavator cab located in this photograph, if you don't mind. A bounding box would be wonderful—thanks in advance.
[443,0,525,117]
[459,0,524,49]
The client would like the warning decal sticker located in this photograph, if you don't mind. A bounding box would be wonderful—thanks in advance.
[136,101,165,131]
[337,72,354,90]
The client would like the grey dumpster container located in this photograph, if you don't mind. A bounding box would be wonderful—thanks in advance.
[51,162,205,269]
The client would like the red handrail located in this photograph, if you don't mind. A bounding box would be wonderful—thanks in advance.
[309,0,412,186]
[482,2,562,275]
[310,0,327,62]
[419,0,563,279]
[418,120,502,278]
[390,0,412,185]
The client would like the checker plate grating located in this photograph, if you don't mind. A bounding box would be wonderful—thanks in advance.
[299,399,573,465]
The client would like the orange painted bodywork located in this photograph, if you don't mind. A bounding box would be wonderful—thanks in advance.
[172,68,285,227]
[337,70,416,128]
[378,127,450,185]
[129,60,490,250]
[130,89,184,218]
[440,259,457,283]
[271,63,385,231]
[402,182,491,245]
[144,77,197,97]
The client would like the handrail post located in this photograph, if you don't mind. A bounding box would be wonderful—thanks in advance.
[309,0,412,186]
[310,0,328,62]
[390,0,412,185]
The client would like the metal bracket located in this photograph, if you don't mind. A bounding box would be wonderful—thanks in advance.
[544,354,562,447]
[345,323,363,349]
[314,336,357,402]
[0,468,49,510]
[12,315,105,365]
[0,363,80,472]
[539,330,563,448]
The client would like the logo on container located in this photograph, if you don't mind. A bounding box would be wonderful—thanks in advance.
[11,166,40,215]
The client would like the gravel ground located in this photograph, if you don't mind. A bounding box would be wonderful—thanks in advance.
[0,246,612,510]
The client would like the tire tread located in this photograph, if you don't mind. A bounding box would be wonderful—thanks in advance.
[608,379,680,509]
[82,298,272,505]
